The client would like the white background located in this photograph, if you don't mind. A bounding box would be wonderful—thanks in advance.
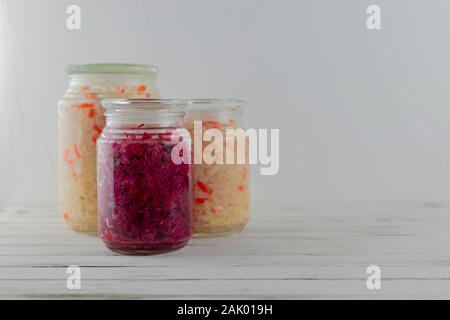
[1,0,450,208]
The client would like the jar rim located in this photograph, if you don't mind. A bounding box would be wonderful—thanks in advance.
[102,100,187,127]
[101,99,188,120]
[102,98,188,109]
[66,63,159,76]
[186,99,245,114]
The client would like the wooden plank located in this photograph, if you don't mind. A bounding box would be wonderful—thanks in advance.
[1,279,450,299]
[1,205,450,299]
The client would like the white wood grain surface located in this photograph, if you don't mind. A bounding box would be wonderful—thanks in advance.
[1,204,450,299]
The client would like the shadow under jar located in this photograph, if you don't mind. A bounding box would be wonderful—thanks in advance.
[97,99,192,255]
[58,64,161,233]
[185,99,250,237]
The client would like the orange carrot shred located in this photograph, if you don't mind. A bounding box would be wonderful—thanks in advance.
[197,180,213,194]
[207,120,221,129]
[75,103,95,109]
[238,185,245,191]
[63,212,69,220]
[88,109,95,118]
[73,144,81,159]
[195,198,208,204]
[137,84,147,93]
[64,149,74,165]
[93,123,102,134]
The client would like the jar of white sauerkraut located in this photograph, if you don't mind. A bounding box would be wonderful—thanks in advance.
[58,64,161,233]
[185,99,250,236]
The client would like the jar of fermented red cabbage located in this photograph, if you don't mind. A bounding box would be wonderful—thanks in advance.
[97,99,193,254]
[185,99,250,236]
[58,64,161,233]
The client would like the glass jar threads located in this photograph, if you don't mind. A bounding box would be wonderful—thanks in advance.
[58,64,161,233]
[97,99,193,255]
[185,99,250,236]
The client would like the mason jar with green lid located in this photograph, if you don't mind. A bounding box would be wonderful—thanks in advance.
[57,64,161,233]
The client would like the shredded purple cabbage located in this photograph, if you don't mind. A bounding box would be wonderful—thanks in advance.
[97,130,192,253]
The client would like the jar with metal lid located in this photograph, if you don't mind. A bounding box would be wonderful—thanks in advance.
[185,99,250,236]
[97,99,192,254]
[58,64,161,233]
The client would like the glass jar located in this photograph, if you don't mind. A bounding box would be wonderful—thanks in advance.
[97,99,193,255]
[185,99,250,236]
[58,64,161,233]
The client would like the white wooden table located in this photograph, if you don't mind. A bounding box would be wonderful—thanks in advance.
[1,204,450,299]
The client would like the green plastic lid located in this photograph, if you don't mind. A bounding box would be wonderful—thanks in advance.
[66,63,159,76]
